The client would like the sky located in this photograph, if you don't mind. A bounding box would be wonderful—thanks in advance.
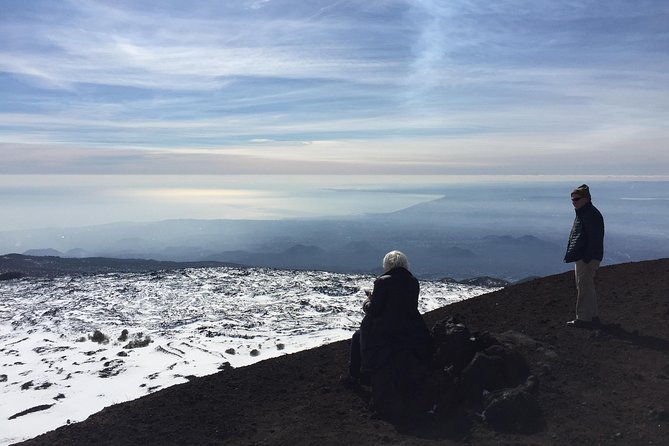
[1,0,668,177]
[1,1,668,230]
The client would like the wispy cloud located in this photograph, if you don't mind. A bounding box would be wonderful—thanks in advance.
[1,0,668,175]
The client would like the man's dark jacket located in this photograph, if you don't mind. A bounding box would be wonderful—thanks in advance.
[564,201,604,263]
[359,267,432,373]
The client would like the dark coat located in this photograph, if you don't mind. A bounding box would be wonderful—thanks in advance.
[564,202,604,263]
[359,267,432,373]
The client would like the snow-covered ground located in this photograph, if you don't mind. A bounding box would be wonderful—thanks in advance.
[0,266,494,445]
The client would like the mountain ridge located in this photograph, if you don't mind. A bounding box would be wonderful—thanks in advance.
[0,253,514,286]
[14,257,669,445]
[1,205,666,281]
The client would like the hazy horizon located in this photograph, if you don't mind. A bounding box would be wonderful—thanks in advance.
[1,174,668,232]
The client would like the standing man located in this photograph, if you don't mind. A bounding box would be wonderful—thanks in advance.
[564,184,605,328]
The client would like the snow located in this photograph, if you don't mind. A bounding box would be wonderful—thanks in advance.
[0,266,493,445]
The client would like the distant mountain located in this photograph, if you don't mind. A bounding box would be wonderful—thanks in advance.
[2,197,666,280]
[0,253,240,278]
[198,234,565,280]
[8,231,566,280]
[66,248,88,258]
[23,248,64,257]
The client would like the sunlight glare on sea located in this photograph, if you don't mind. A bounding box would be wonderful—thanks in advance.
[1,174,668,232]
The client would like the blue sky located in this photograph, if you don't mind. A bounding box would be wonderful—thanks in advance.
[1,0,668,176]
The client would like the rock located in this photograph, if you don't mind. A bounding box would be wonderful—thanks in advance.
[218,362,233,371]
[123,335,152,349]
[0,271,25,280]
[483,344,530,387]
[99,359,125,378]
[482,383,542,432]
[118,329,129,342]
[431,316,477,372]
[460,352,507,402]
[89,330,109,344]
[9,404,54,420]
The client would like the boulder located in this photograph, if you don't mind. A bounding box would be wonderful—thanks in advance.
[428,316,543,432]
[431,316,477,372]
[482,376,542,432]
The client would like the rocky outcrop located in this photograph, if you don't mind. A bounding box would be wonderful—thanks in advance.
[429,316,542,432]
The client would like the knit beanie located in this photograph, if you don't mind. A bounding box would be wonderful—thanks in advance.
[571,184,591,199]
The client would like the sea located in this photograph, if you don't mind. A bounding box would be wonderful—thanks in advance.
[1,174,668,232]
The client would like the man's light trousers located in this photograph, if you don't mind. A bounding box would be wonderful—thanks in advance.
[575,259,600,321]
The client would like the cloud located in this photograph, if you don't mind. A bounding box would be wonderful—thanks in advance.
[1,1,399,91]
[0,0,668,176]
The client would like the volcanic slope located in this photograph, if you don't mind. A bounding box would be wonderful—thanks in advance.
[15,258,669,446]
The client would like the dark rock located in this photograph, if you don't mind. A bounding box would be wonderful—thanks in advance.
[99,359,125,378]
[9,404,54,420]
[0,271,25,280]
[123,335,152,349]
[89,330,109,344]
[460,352,507,402]
[218,362,233,371]
[431,317,537,430]
[483,344,531,387]
[118,329,129,342]
[482,382,542,432]
[431,316,477,372]
[0,374,7,382]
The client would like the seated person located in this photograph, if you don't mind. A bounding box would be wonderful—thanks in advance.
[344,251,433,418]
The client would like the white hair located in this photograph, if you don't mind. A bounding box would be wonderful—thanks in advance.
[383,250,409,273]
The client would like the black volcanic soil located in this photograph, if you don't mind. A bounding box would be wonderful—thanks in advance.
[13,259,669,446]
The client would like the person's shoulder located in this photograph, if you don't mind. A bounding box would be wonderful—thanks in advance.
[588,203,603,218]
